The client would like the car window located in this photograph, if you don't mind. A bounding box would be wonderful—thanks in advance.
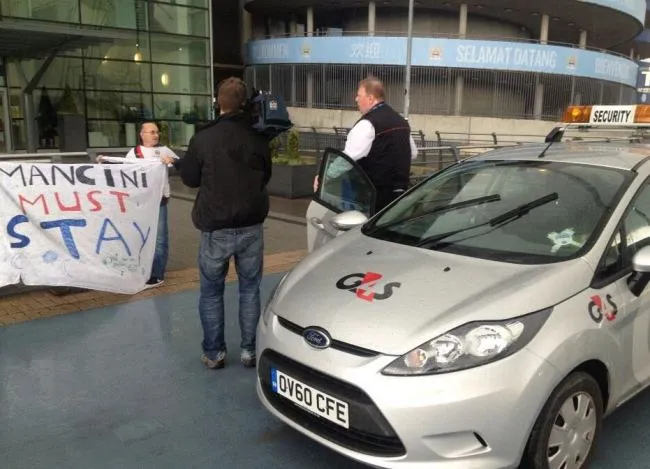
[624,184,650,259]
[595,181,650,283]
[316,149,375,216]
[595,231,624,283]
[363,160,633,264]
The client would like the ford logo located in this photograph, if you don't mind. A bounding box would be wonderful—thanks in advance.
[303,327,331,349]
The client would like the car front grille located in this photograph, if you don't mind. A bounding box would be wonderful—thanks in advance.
[277,316,379,358]
[258,349,406,457]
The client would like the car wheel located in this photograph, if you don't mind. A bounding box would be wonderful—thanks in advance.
[520,371,603,469]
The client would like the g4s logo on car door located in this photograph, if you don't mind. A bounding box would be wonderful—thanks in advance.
[588,294,618,323]
[336,272,401,302]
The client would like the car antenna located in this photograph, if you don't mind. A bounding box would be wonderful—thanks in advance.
[538,126,565,158]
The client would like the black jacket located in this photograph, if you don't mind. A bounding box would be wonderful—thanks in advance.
[178,112,272,231]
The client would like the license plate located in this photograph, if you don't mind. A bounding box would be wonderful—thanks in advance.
[271,368,349,429]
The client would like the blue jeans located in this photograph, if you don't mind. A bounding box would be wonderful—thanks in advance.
[198,223,264,358]
[151,203,169,280]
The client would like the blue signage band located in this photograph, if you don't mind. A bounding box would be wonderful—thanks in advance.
[246,37,639,88]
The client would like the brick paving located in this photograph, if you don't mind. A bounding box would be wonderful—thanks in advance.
[0,249,307,327]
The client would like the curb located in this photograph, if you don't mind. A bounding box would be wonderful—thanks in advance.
[171,193,307,226]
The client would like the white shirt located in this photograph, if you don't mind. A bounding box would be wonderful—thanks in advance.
[125,145,179,198]
[327,119,419,179]
[344,119,418,162]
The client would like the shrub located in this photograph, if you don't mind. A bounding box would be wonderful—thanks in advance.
[271,130,305,165]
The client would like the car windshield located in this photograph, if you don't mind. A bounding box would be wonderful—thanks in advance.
[363,160,634,263]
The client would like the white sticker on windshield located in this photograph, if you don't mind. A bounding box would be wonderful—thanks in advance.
[547,228,582,253]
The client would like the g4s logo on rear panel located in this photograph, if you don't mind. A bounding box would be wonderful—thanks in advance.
[336,272,401,302]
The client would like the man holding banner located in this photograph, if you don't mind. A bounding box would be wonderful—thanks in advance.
[124,122,179,288]
[179,77,272,370]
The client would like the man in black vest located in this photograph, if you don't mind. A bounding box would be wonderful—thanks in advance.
[342,77,417,212]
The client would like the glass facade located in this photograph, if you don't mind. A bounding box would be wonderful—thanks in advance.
[2,0,212,149]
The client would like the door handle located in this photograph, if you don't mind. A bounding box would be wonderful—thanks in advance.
[310,217,325,230]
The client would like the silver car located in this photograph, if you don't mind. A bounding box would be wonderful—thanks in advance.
[256,108,650,469]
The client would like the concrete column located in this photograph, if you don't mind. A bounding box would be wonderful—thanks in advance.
[534,75,544,120]
[291,66,296,105]
[454,75,463,115]
[540,14,549,44]
[306,7,314,107]
[368,1,376,36]
[241,0,252,46]
[459,4,468,38]
[599,83,604,103]
[307,7,314,36]
[579,30,587,49]
[307,73,314,108]
[289,17,297,37]
[23,93,37,153]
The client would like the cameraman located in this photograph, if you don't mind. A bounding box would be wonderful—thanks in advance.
[179,77,272,370]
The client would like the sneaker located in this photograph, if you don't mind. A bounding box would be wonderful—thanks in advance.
[240,349,256,368]
[144,277,165,289]
[201,351,226,369]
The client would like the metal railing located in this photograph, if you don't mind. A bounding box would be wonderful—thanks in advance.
[273,125,535,183]
[277,125,542,154]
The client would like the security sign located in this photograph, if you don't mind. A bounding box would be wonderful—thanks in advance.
[589,105,636,124]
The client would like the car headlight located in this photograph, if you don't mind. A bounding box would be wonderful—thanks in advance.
[262,273,289,325]
[382,308,551,376]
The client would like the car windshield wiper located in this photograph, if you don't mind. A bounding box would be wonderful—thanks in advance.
[487,192,558,226]
[415,192,559,248]
[371,194,501,232]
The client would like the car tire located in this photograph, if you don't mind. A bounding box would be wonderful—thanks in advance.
[519,371,603,469]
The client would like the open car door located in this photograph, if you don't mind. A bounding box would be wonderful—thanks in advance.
[306,147,376,252]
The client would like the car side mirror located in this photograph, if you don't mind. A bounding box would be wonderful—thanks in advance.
[330,210,368,232]
[628,246,650,296]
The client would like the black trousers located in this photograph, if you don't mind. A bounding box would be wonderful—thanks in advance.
[374,186,406,213]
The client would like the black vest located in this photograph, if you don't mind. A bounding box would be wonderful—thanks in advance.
[356,103,412,191]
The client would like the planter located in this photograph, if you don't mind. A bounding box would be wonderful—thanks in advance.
[58,114,87,152]
[267,163,318,199]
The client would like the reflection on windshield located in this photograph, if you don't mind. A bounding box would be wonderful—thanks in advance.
[416,192,559,249]
[363,160,633,264]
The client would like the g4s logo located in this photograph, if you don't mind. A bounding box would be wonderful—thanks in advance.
[588,294,618,323]
[335,272,401,302]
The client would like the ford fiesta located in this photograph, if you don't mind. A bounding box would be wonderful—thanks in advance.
[256,105,650,469]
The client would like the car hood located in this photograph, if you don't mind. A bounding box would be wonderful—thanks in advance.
[273,231,594,356]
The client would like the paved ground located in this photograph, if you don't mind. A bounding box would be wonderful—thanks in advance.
[3,274,650,469]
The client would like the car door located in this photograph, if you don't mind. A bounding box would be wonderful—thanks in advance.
[591,178,650,401]
[307,147,376,253]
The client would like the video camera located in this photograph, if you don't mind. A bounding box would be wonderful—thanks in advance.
[243,89,293,140]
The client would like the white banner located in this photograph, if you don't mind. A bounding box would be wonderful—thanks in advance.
[0,160,166,294]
